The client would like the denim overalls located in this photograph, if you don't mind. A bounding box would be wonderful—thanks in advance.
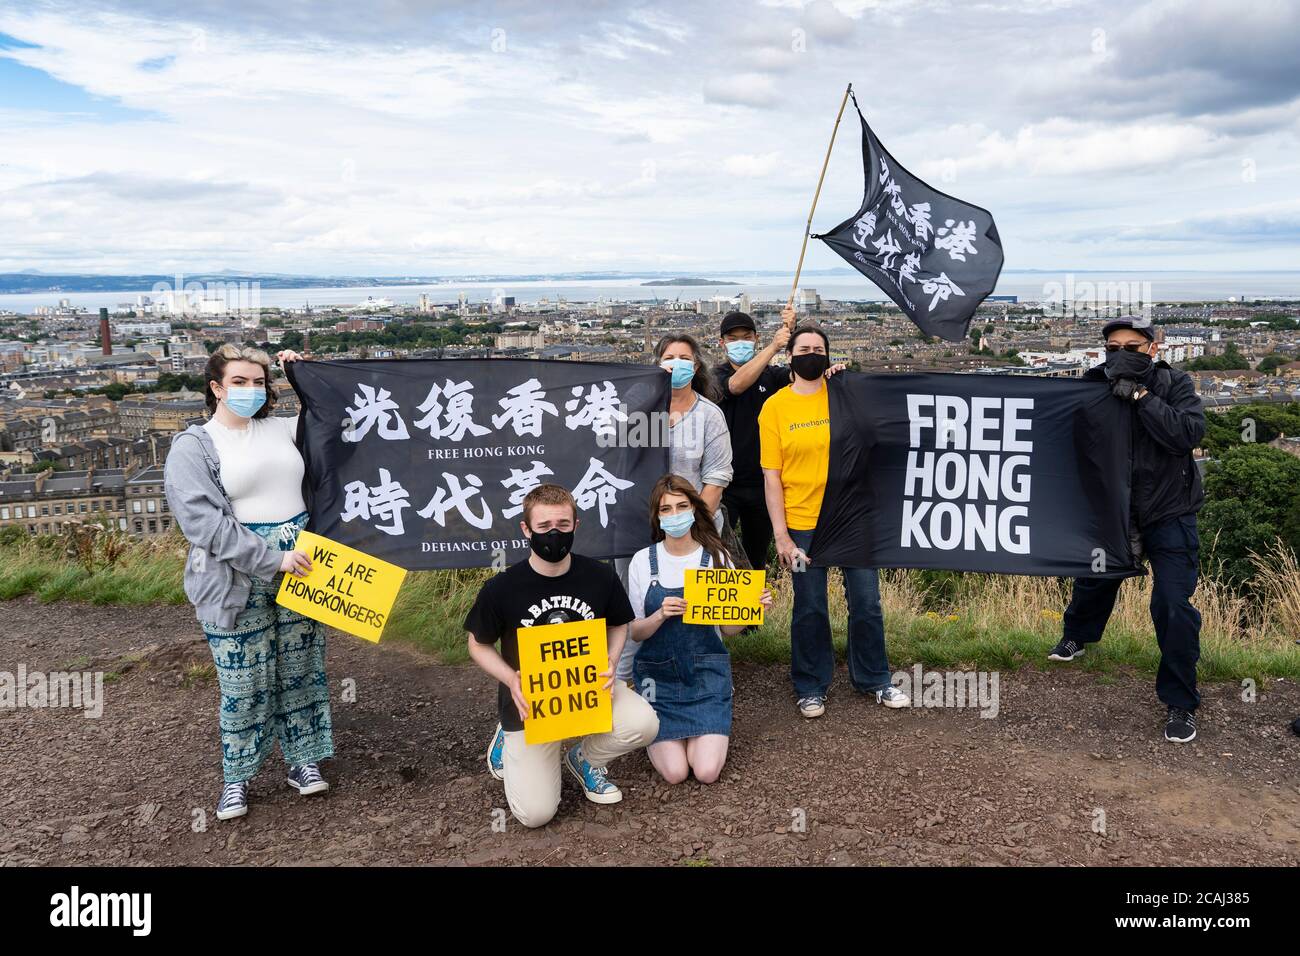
[632,543,734,742]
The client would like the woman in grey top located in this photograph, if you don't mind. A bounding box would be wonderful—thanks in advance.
[654,332,734,522]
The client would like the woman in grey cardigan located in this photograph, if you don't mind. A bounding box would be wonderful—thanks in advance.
[164,344,331,822]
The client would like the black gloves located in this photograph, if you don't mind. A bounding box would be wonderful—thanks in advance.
[1104,348,1155,400]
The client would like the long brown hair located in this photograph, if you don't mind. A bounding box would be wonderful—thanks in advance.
[647,474,731,569]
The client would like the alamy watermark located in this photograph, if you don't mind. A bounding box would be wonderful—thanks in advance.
[1041,274,1152,320]
[0,664,104,718]
[891,664,1000,718]
[149,271,262,320]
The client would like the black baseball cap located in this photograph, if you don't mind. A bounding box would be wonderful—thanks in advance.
[719,311,756,337]
[1101,316,1155,342]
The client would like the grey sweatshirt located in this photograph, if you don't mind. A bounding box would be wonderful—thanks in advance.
[670,393,733,494]
[163,424,287,629]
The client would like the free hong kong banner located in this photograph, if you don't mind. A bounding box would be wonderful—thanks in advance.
[809,371,1142,579]
[288,358,671,570]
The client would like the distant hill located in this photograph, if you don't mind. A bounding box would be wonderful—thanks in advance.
[641,277,740,287]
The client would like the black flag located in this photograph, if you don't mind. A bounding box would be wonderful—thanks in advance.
[808,371,1141,579]
[816,91,1004,342]
[287,358,671,569]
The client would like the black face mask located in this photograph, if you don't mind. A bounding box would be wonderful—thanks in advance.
[528,527,574,563]
[791,352,830,381]
[1104,347,1153,381]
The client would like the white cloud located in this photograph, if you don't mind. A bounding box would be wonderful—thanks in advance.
[703,73,780,108]
[723,152,783,177]
[0,0,1295,274]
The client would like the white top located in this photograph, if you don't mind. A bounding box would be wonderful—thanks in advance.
[202,414,307,523]
[616,541,734,679]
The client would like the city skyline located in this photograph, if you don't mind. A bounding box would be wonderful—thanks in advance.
[1,1,1298,275]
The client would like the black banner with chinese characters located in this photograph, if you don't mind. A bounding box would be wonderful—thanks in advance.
[815,91,1004,342]
[809,371,1141,578]
[287,358,671,569]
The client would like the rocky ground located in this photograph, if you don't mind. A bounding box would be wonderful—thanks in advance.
[2,594,1297,866]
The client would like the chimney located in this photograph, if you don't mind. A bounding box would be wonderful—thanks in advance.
[99,308,112,356]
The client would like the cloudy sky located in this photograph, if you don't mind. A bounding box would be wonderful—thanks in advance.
[0,0,1297,276]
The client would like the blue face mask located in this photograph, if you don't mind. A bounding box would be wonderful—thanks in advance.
[663,358,695,390]
[725,340,756,364]
[659,510,696,538]
[223,385,266,418]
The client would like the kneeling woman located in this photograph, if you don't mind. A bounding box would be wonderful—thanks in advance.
[164,344,333,822]
[626,475,771,784]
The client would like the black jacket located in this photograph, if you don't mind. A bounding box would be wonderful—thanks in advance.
[1083,360,1205,529]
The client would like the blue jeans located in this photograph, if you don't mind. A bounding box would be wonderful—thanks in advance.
[788,528,892,698]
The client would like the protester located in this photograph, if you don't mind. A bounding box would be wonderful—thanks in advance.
[712,310,791,572]
[1048,318,1206,743]
[467,483,659,827]
[653,331,734,527]
[610,332,735,684]
[163,344,332,822]
[625,475,772,784]
[484,334,735,778]
[759,320,909,718]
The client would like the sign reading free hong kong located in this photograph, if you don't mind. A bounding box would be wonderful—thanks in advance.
[515,618,613,746]
[809,372,1142,579]
[288,359,672,569]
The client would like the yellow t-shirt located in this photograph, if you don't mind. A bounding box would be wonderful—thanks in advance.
[758,380,830,531]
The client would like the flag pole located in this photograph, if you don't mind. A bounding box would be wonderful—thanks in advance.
[786,82,853,325]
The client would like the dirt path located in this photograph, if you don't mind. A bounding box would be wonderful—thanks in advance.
[2,595,1296,866]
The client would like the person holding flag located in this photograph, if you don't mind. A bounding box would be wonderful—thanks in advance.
[759,319,909,718]
[712,310,791,572]
[164,345,333,823]
[1047,318,1206,744]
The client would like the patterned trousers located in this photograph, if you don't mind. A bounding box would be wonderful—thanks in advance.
[202,512,334,783]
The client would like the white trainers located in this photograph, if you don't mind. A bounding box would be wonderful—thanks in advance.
[875,686,910,708]
[798,696,826,718]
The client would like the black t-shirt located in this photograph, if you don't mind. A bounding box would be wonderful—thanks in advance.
[464,554,634,732]
[712,361,791,491]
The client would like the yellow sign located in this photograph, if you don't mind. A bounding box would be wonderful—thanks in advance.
[684,567,766,626]
[275,530,407,643]
[515,617,612,746]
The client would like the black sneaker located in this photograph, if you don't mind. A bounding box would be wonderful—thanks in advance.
[1164,707,1197,743]
[1047,638,1085,662]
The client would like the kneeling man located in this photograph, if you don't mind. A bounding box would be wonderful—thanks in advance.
[466,483,658,827]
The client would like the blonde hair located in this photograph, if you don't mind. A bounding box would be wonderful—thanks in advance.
[204,343,275,418]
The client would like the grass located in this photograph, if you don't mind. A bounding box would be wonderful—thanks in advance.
[2,529,1297,683]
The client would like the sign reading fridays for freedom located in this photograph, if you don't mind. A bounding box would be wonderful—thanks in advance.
[514,618,612,746]
[287,359,671,570]
[684,568,767,626]
[275,530,408,642]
